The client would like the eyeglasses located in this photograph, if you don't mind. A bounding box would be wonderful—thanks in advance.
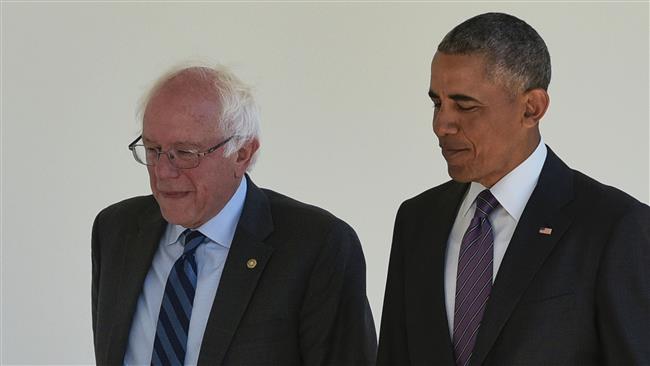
[128,135,234,169]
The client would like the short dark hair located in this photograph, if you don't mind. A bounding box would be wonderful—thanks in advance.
[438,12,551,93]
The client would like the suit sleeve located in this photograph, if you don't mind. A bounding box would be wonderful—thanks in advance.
[298,220,377,366]
[377,203,411,366]
[596,202,650,364]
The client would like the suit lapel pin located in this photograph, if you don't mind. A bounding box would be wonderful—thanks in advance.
[246,258,258,269]
[538,227,553,235]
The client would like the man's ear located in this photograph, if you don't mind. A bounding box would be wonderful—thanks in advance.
[523,88,550,128]
[234,138,260,178]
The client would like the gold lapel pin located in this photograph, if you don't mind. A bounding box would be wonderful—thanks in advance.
[538,227,553,235]
[246,258,258,269]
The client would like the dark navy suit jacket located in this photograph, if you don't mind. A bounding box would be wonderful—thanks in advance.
[92,176,377,365]
[377,147,650,365]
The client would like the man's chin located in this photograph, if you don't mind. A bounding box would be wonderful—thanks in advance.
[162,215,199,229]
[158,205,196,228]
[447,166,472,183]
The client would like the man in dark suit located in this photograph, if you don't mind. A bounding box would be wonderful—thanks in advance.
[92,65,376,365]
[377,12,650,366]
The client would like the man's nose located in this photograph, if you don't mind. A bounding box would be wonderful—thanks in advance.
[154,152,181,178]
[432,105,459,137]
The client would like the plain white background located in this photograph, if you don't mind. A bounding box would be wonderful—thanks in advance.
[2,2,648,364]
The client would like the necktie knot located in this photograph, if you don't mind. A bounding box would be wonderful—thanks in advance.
[183,230,206,256]
[474,189,499,219]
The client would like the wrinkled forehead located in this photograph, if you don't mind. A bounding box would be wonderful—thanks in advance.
[145,90,221,125]
[430,51,519,98]
[143,77,223,137]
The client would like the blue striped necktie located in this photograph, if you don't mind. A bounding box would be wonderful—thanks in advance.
[453,190,499,366]
[152,230,206,365]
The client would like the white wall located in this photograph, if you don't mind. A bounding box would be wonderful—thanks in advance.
[2,2,648,364]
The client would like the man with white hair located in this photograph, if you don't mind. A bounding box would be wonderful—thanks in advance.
[92,65,376,365]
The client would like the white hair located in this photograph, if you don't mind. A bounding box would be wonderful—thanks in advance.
[138,63,261,169]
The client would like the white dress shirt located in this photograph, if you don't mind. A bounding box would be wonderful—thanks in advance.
[444,140,547,336]
[124,178,247,365]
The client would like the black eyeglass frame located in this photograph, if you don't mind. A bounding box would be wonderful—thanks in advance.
[127,134,235,169]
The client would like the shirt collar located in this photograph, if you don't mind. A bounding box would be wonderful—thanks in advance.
[164,178,248,249]
[460,139,547,222]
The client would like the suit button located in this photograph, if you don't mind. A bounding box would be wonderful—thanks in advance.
[246,258,257,269]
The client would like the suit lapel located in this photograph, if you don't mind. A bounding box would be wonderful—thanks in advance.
[198,177,274,365]
[407,181,468,365]
[471,148,577,366]
[107,199,166,364]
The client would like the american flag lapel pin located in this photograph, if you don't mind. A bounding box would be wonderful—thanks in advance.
[538,227,553,235]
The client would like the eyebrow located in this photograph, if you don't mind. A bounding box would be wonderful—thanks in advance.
[428,90,483,104]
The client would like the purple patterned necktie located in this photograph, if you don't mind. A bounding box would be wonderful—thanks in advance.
[453,190,499,366]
